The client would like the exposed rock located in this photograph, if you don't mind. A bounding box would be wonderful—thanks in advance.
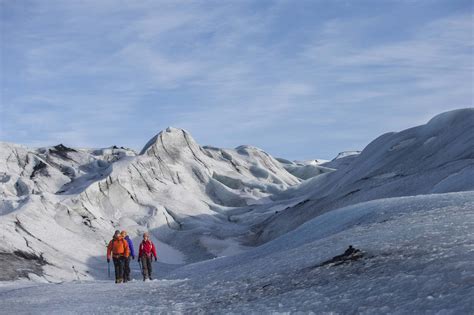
[30,160,48,179]
[319,245,364,267]
[0,251,47,281]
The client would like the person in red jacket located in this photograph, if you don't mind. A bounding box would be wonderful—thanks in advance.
[138,232,158,281]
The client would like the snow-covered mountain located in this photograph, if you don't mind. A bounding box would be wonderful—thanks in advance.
[250,108,474,244]
[0,127,301,281]
[0,108,473,313]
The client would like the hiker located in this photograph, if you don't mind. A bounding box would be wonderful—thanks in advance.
[138,232,158,281]
[106,230,130,283]
[121,230,135,282]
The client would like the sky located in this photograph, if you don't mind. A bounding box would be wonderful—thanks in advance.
[1,0,472,160]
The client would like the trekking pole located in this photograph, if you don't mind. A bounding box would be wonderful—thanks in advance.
[108,261,111,279]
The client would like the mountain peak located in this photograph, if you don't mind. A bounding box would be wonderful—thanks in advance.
[139,127,198,156]
[164,126,183,133]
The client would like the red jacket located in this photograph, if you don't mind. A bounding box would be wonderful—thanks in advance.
[139,240,157,259]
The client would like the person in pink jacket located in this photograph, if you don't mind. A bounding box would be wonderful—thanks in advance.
[138,232,158,281]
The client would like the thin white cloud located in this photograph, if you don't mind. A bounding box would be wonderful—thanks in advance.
[1,1,472,159]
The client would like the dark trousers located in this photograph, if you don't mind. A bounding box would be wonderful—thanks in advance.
[113,256,125,283]
[140,255,153,280]
[123,256,131,281]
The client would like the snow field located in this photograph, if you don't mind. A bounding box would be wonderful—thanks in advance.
[1,192,472,313]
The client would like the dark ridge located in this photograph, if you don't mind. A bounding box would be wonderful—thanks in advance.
[318,246,364,267]
[0,251,48,281]
[80,214,96,231]
[13,250,48,265]
[344,189,361,197]
[53,144,77,152]
[30,160,48,179]
[50,144,77,159]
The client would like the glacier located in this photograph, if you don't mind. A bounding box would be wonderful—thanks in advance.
[0,108,473,313]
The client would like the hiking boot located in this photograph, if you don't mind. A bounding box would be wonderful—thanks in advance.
[149,276,152,280]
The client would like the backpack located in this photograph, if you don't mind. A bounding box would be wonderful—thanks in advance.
[111,238,127,255]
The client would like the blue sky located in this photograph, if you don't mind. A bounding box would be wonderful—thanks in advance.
[1,0,472,160]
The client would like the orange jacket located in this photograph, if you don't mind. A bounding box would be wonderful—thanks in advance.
[107,236,130,258]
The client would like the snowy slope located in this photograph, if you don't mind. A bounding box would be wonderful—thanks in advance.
[276,158,335,180]
[1,191,472,313]
[321,150,360,169]
[251,108,474,244]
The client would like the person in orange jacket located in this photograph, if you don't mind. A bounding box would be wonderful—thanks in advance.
[107,230,130,283]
